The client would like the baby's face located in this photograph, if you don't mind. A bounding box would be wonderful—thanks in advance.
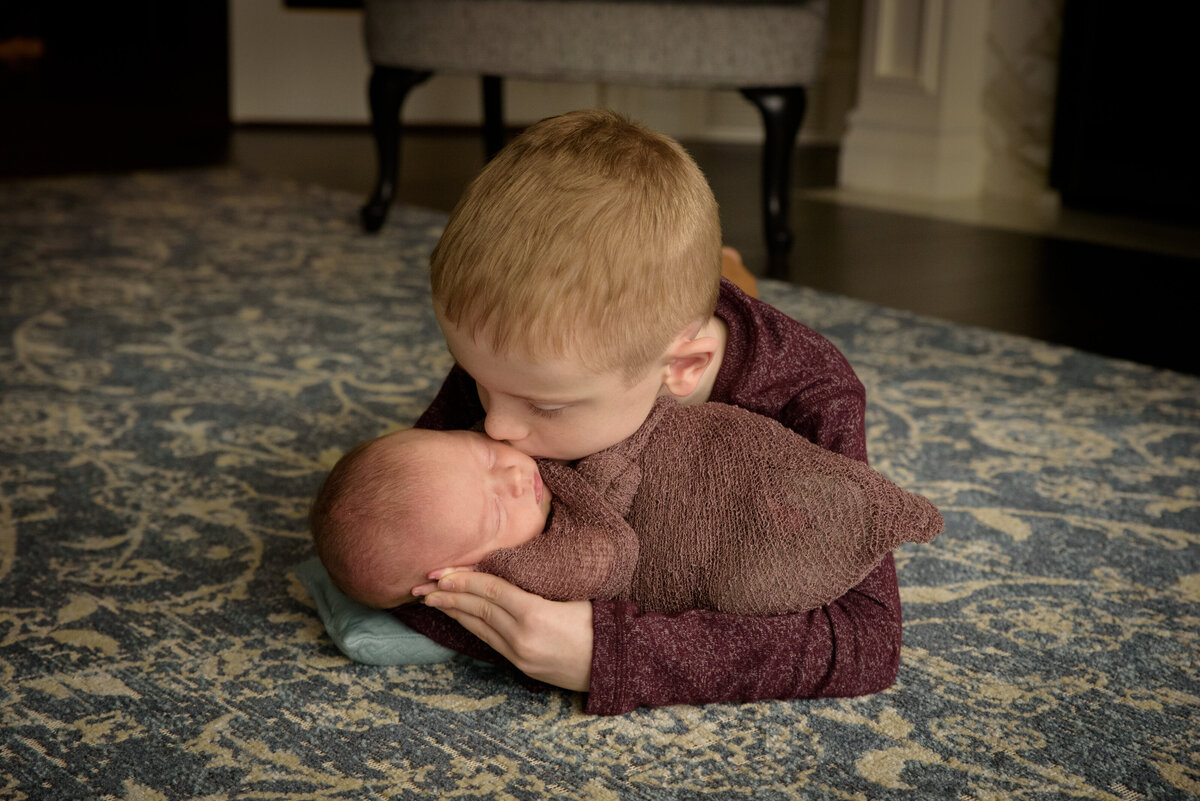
[415,429,552,569]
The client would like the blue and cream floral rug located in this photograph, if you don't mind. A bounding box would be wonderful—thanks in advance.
[2,169,1197,799]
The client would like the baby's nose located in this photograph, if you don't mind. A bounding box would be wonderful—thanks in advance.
[503,465,526,496]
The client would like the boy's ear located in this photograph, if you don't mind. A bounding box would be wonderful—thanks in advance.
[662,334,719,398]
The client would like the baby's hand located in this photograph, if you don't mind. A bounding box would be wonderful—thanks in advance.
[411,565,478,598]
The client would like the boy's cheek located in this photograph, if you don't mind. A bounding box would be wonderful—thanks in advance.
[537,430,623,462]
[518,433,587,462]
[521,405,644,460]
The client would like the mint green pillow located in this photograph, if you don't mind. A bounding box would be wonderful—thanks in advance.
[293,557,458,666]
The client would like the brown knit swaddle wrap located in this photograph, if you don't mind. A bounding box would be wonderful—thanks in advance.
[479,399,942,614]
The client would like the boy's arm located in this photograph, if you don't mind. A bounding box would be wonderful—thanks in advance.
[714,279,868,464]
[586,553,901,715]
[416,552,901,709]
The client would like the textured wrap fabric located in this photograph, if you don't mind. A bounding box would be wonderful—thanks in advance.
[398,279,899,713]
[478,458,643,602]
[478,398,941,614]
[363,0,829,87]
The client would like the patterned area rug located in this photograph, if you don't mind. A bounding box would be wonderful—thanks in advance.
[1,169,1197,800]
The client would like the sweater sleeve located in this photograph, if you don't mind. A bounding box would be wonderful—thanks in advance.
[583,280,899,715]
[712,279,868,464]
[586,554,901,715]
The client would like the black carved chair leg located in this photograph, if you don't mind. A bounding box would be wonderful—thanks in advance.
[361,66,432,233]
[739,86,808,280]
[482,75,506,161]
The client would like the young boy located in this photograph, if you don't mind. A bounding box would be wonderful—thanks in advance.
[397,109,902,715]
[311,398,941,621]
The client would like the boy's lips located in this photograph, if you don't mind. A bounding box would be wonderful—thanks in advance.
[533,471,543,504]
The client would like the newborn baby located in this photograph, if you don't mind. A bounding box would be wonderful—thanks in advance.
[311,399,943,615]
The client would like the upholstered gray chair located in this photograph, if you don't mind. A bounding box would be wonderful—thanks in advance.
[360,0,829,278]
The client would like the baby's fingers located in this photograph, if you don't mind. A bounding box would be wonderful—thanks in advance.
[410,580,438,597]
[426,565,478,581]
[413,566,476,597]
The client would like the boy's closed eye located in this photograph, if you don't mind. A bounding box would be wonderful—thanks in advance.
[528,402,568,419]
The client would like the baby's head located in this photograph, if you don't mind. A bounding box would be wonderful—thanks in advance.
[310,428,552,608]
[431,108,725,460]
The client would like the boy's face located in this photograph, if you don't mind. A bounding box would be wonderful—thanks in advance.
[437,311,666,461]
[411,430,553,569]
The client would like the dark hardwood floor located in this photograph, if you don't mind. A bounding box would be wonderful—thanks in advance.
[229,125,1200,377]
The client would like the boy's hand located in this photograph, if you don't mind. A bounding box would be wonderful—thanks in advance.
[421,570,593,692]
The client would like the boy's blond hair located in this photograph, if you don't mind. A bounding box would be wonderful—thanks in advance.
[431,109,722,379]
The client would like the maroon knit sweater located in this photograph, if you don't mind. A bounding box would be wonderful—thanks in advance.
[478,398,941,615]
[397,279,901,715]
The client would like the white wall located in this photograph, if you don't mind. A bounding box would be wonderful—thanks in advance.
[228,0,860,143]
[838,0,1064,201]
[230,1,371,123]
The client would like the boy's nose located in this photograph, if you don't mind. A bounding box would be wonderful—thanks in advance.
[483,409,529,444]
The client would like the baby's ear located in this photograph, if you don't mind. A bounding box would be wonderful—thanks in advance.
[662,334,718,398]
